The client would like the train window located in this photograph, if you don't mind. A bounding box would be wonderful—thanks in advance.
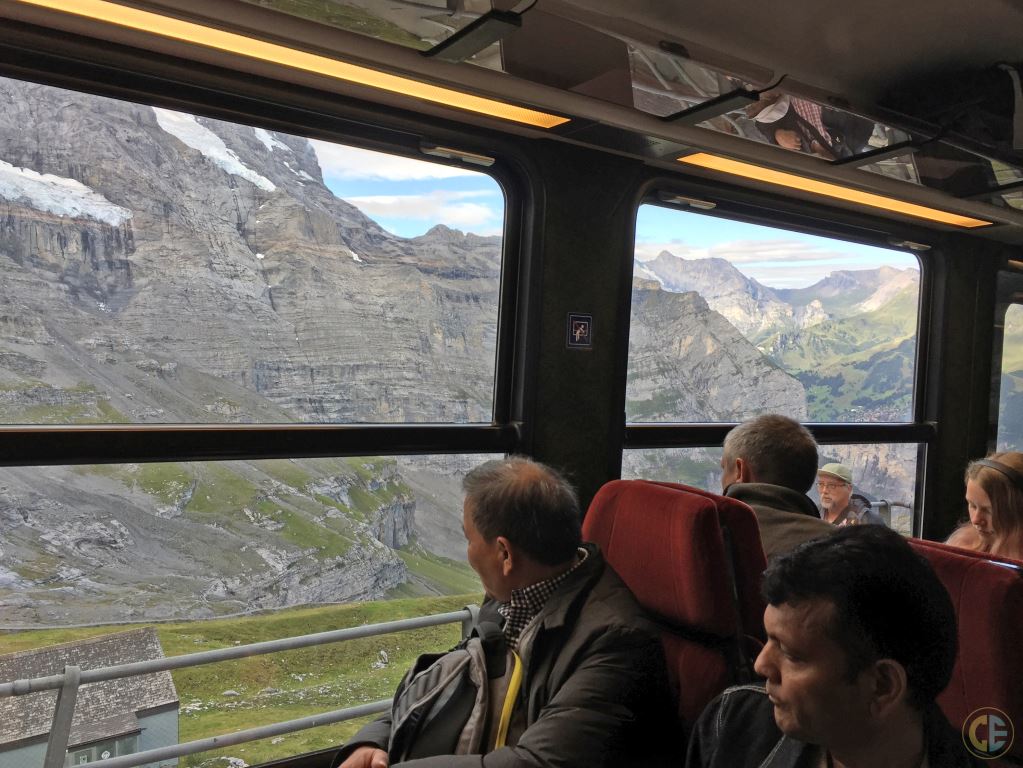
[0,453,490,765]
[995,267,1023,450]
[997,303,1023,449]
[622,442,918,534]
[0,75,504,426]
[629,204,920,423]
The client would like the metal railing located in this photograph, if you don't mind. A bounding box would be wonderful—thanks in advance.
[0,606,478,768]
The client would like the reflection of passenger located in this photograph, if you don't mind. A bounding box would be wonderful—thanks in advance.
[946,451,1023,561]
[817,463,887,526]
[719,415,834,558]
[332,456,672,768]
[687,526,983,768]
[747,92,873,159]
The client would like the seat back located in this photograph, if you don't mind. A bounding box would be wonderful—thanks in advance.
[583,479,767,730]
[649,481,768,643]
[908,538,1023,760]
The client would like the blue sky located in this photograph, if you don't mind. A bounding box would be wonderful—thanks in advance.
[310,140,504,237]
[635,205,919,288]
[309,140,917,289]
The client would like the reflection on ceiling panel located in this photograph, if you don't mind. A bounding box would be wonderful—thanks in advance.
[230,0,1023,217]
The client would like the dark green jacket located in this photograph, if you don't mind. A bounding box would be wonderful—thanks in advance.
[332,543,675,768]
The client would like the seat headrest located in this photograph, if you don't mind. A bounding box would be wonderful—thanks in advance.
[584,479,737,636]
[907,538,1023,759]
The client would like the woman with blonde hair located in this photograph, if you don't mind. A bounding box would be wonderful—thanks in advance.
[946,451,1023,561]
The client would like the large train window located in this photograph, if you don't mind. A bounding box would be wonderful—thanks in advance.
[628,204,921,423]
[995,266,1023,450]
[0,75,504,425]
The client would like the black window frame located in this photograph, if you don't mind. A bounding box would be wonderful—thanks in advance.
[617,174,940,536]
[0,24,541,467]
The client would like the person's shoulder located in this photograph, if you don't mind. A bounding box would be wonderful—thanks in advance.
[585,559,649,621]
[694,684,777,741]
[712,684,773,714]
[946,523,981,550]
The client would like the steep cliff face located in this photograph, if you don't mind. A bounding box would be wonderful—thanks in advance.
[627,283,807,422]
[0,78,498,622]
[0,457,414,625]
[0,79,501,427]
[636,251,812,341]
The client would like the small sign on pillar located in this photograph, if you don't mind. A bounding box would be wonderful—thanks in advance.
[567,313,593,349]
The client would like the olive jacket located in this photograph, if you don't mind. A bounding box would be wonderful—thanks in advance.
[331,543,675,768]
[724,483,835,560]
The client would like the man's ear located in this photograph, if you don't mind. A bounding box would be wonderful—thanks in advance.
[866,659,910,719]
[735,457,752,483]
[496,536,514,576]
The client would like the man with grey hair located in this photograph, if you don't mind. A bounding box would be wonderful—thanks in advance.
[720,414,834,558]
[333,455,672,768]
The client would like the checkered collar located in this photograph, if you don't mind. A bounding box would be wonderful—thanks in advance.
[497,547,588,649]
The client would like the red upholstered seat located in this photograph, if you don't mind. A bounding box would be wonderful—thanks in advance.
[583,479,767,730]
[908,538,1023,761]
[649,481,768,643]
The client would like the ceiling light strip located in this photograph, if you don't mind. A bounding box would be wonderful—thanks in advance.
[14,0,569,129]
[679,152,992,229]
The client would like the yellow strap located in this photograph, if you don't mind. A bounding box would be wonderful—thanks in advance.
[493,650,523,749]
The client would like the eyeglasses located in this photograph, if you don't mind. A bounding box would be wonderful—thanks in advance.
[817,481,849,491]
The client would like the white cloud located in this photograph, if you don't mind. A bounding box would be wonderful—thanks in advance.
[310,140,479,181]
[346,190,499,228]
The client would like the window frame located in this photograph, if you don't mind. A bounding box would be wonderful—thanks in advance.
[0,32,538,467]
[617,176,940,535]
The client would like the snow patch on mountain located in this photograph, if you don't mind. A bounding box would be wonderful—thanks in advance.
[0,159,131,225]
[154,108,276,192]
[253,127,290,153]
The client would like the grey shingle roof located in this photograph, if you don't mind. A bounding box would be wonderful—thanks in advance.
[0,628,178,747]
[68,711,140,749]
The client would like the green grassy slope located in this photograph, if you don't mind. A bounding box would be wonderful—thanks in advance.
[0,595,482,767]
[766,287,918,421]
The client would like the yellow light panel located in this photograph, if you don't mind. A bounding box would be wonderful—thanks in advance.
[15,0,570,129]
[679,152,992,229]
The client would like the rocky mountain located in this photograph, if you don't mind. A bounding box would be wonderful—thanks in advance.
[627,281,807,421]
[631,250,922,503]
[0,76,496,624]
[636,251,807,341]
[637,250,921,422]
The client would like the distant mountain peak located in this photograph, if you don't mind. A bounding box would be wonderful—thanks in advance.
[418,224,465,242]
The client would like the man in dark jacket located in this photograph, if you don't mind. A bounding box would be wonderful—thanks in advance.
[720,414,834,558]
[333,456,672,768]
[687,526,983,768]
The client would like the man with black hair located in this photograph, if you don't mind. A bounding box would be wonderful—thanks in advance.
[687,525,981,768]
[334,456,672,768]
[720,414,834,558]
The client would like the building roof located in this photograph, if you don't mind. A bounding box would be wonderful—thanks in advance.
[0,628,179,748]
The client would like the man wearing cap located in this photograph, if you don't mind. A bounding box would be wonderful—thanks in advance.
[817,463,887,526]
